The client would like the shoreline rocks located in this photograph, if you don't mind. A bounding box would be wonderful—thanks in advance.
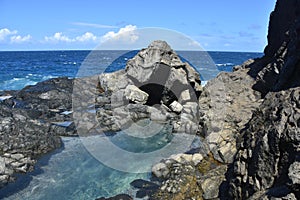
[0,77,76,188]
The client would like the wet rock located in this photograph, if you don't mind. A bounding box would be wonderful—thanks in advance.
[96,194,133,200]
[130,179,159,198]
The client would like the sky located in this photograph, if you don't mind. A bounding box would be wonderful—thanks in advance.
[0,0,276,52]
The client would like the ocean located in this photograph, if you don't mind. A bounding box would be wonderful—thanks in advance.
[0,50,263,199]
[0,51,262,91]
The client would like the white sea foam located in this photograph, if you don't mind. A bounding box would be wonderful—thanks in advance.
[216,63,234,67]
[0,95,12,101]
[201,81,207,86]
[0,75,58,91]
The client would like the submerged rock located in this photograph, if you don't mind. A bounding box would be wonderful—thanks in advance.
[96,194,133,200]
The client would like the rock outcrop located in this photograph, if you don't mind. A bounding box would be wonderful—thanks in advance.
[228,88,300,199]
[242,0,300,96]
[96,40,202,134]
[224,0,300,199]
[148,0,300,199]
[199,67,262,164]
[0,77,76,188]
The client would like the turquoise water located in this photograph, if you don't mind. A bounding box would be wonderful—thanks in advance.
[1,137,148,200]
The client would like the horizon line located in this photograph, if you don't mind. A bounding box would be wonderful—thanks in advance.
[0,49,264,54]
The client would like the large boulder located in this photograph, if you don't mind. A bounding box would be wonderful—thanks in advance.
[97,40,202,135]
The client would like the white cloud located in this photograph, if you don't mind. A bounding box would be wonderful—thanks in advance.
[75,32,97,42]
[0,28,32,43]
[101,25,138,43]
[188,40,201,47]
[72,22,118,29]
[44,32,73,42]
[44,32,99,43]
[0,28,17,41]
[10,34,32,43]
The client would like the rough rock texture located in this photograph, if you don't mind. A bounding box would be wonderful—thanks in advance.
[96,40,202,135]
[242,0,300,96]
[0,77,76,188]
[199,68,262,163]
[148,0,300,199]
[124,84,149,104]
[224,0,300,199]
[228,88,300,199]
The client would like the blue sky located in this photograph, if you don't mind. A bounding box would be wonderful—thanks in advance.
[0,0,276,52]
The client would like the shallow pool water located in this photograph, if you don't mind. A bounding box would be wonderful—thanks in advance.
[0,137,148,200]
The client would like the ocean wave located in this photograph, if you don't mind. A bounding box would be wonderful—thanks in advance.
[215,63,234,67]
[0,75,57,91]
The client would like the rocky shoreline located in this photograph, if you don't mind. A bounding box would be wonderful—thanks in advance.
[0,77,76,188]
[0,0,299,199]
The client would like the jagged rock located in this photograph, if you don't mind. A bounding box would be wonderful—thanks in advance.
[96,40,202,135]
[199,68,261,163]
[228,88,300,199]
[198,165,227,200]
[124,85,149,104]
[0,77,77,188]
[244,0,300,96]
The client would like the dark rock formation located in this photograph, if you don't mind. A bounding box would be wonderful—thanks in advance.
[243,0,300,96]
[96,194,133,200]
[224,0,300,199]
[149,0,300,199]
[228,88,300,199]
[0,77,76,188]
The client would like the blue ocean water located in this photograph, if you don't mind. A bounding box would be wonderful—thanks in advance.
[0,50,263,199]
[0,50,263,91]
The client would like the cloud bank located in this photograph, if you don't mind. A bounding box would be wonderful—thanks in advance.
[0,28,32,43]
[44,32,98,43]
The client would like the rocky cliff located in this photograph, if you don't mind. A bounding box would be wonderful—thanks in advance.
[227,0,300,198]
[245,0,300,96]
[147,0,300,199]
